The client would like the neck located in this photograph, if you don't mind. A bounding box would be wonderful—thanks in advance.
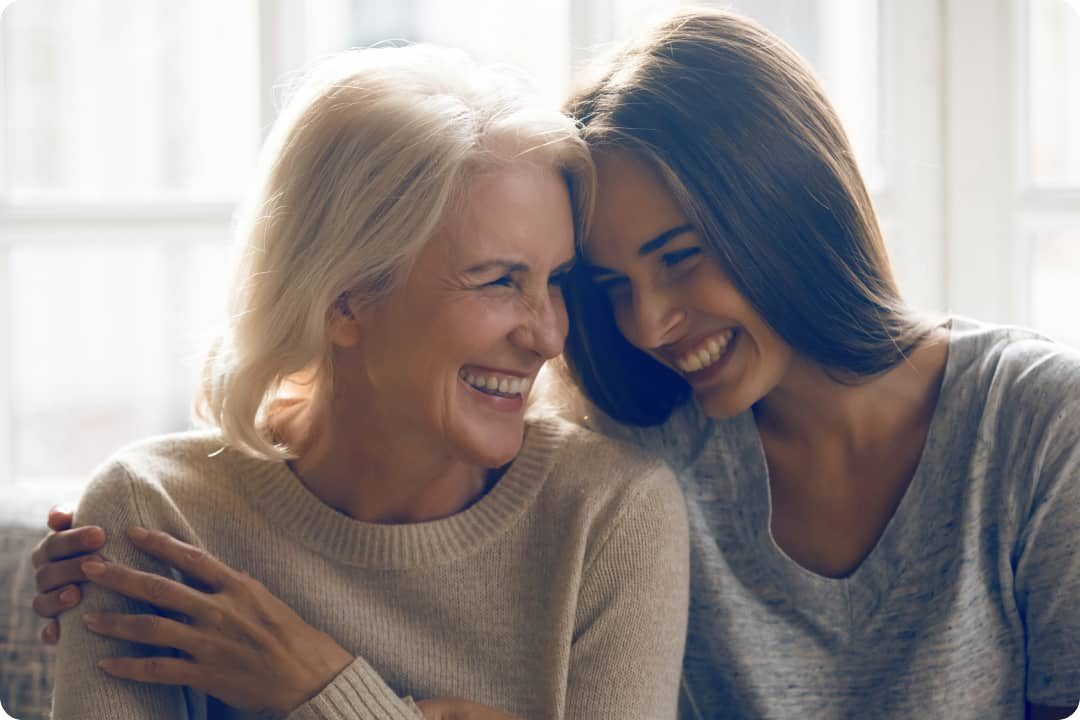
[270,393,493,525]
[753,328,949,455]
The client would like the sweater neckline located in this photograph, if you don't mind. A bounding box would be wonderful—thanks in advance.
[241,417,563,569]
[737,317,962,601]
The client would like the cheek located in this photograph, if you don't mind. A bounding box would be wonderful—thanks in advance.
[614,311,639,347]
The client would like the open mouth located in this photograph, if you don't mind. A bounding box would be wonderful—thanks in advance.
[459,369,532,399]
[673,328,737,375]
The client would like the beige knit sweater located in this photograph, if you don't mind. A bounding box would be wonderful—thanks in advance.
[50,415,689,720]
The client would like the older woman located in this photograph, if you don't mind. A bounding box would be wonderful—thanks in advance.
[36,44,688,720]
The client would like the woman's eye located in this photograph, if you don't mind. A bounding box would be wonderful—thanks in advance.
[596,277,631,303]
[483,276,514,288]
[661,246,702,267]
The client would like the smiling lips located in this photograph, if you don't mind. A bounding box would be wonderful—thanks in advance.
[672,328,736,374]
[459,368,533,398]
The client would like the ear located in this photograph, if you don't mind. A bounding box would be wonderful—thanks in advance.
[327,294,363,348]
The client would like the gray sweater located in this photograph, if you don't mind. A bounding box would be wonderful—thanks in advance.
[605,317,1080,718]
[50,415,690,720]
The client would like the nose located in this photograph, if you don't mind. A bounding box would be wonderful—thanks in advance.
[621,286,686,350]
[511,288,569,360]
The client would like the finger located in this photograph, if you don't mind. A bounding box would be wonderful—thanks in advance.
[31,526,106,567]
[35,554,104,593]
[97,655,201,688]
[81,561,214,619]
[83,612,204,656]
[46,507,74,532]
[32,584,83,620]
[41,620,60,645]
[126,528,235,591]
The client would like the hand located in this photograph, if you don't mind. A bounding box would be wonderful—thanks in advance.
[416,698,523,720]
[30,506,106,644]
[79,527,354,716]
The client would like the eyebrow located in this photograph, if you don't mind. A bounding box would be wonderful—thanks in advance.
[463,257,577,276]
[638,224,696,256]
[586,224,697,277]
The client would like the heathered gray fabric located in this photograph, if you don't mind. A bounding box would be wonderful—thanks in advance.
[592,317,1080,718]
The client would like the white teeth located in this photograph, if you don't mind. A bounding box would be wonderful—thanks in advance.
[460,370,532,397]
[675,329,735,374]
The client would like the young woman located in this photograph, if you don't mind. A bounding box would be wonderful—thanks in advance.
[29,43,689,720]
[32,9,1080,719]
[556,9,1080,719]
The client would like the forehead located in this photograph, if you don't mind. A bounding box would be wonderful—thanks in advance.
[587,151,689,265]
[436,160,575,263]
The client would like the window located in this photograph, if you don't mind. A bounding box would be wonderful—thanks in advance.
[1,0,1077,489]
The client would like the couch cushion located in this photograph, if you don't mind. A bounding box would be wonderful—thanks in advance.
[0,527,54,720]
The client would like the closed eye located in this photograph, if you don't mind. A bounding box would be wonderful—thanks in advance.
[594,276,630,299]
[483,275,514,288]
[661,246,702,267]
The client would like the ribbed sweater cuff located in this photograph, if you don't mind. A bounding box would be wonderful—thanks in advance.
[287,657,422,720]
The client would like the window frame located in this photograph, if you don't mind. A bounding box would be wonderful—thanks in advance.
[3,0,1079,485]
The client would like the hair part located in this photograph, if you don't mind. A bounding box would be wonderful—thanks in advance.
[197,45,594,458]
[561,9,936,426]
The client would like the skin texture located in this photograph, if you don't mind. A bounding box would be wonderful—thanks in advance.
[79,527,353,716]
[582,149,1075,719]
[284,160,575,524]
[31,155,1075,720]
[585,151,794,420]
[32,160,575,718]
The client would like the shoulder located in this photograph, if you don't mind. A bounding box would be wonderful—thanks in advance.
[951,316,1080,388]
[945,318,1080,508]
[525,414,686,545]
[76,429,262,529]
[948,317,1080,419]
[531,413,677,493]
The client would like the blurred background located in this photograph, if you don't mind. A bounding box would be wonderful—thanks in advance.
[0,0,1078,492]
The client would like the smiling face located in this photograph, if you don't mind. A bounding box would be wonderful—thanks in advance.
[336,160,575,468]
[585,150,793,418]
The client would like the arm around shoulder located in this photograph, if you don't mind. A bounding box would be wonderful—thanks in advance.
[565,461,689,720]
[51,460,192,720]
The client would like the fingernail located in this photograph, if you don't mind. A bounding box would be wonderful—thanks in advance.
[82,560,105,576]
[59,587,78,605]
[127,526,149,541]
[97,659,115,672]
[42,625,57,644]
[83,612,99,626]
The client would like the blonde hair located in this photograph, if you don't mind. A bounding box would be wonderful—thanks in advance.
[197,45,593,458]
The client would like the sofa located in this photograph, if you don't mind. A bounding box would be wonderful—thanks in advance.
[1,483,82,720]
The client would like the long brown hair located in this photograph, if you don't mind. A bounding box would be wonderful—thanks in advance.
[561,9,935,426]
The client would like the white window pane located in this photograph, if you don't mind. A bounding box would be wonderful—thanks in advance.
[8,239,229,484]
[346,0,572,107]
[604,0,883,190]
[2,0,261,202]
[1028,0,1080,186]
[1029,228,1080,350]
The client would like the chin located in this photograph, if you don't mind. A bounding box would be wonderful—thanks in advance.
[695,388,757,419]
[457,421,526,469]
